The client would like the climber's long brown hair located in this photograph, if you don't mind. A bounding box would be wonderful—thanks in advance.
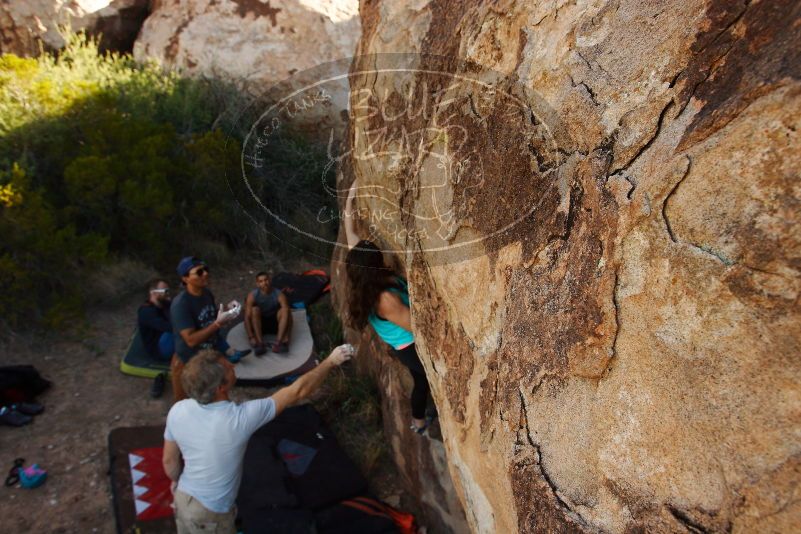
[345,240,398,330]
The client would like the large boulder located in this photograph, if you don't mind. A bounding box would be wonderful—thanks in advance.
[0,0,149,55]
[133,0,360,133]
[134,0,359,78]
[334,0,801,532]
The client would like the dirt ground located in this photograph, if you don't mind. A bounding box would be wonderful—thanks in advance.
[0,262,410,533]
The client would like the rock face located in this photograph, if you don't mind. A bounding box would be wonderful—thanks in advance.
[133,0,360,131]
[329,317,471,533]
[0,0,149,55]
[134,0,359,78]
[334,0,801,532]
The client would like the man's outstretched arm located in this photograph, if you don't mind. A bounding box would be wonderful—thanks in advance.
[270,345,351,415]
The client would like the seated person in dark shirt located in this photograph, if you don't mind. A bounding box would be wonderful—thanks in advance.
[170,256,250,401]
[137,278,173,361]
[244,271,293,355]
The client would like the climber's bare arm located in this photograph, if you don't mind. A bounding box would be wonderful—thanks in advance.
[344,179,361,250]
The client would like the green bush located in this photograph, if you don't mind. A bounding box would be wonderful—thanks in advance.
[0,34,248,329]
[0,33,338,331]
[255,131,339,260]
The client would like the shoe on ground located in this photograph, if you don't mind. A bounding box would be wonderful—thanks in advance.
[0,406,33,427]
[150,373,166,399]
[10,402,44,416]
[254,343,267,356]
[271,341,289,354]
[227,349,252,364]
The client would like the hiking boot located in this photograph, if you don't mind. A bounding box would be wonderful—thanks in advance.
[10,402,44,416]
[271,341,289,354]
[150,373,166,399]
[227,349,251,364]
[254,343,267,356]
[0,407,32,427]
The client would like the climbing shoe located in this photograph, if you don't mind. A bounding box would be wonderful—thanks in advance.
[410,419,430,436]
[271,341,289,354]
[425,406,437,424]
[0,407,32,427]
[10,402,44,416]
[227,349,252,364]
[150,373,166,399]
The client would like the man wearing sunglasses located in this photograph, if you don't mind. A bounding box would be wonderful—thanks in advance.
[170,256,250,401]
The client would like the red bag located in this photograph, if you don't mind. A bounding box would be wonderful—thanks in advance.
[342,496,418,534]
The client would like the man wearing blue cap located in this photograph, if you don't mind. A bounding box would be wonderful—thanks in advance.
[170,256,250,400]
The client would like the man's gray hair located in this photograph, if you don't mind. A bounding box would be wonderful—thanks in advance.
[181,349,227,404]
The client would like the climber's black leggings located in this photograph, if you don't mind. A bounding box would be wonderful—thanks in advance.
[392,343,429,420]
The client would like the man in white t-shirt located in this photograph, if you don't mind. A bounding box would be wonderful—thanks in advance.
[162,346,351,533]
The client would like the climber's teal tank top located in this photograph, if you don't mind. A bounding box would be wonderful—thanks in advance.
[368,278,414,350]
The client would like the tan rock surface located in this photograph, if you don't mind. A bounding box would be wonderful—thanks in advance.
[334,0,801,532]
[133,0,361,132]
[134,0,359,75]
[0,0,148,55]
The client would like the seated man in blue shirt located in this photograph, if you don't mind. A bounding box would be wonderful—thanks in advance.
[162,345,352,534]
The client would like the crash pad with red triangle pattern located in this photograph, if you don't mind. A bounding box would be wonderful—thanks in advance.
[129,447,173,521]
[109,426,174,534]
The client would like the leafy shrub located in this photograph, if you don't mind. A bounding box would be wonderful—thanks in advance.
[0,33,334,330]
[255,131,339,253]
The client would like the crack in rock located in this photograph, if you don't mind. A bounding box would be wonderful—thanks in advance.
[662,156,691,243]
[600,268,622,380]
[569,74,600,107]
[667,504,714,534]
[663,156,740,268]
[610,99,675,176]
[518,388,590,528]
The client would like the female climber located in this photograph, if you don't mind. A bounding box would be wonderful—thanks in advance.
[342,179,432,434]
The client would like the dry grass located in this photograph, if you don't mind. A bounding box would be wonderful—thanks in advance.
[309,299,388,475]
[315,365,387,474]
[85,258,156,305]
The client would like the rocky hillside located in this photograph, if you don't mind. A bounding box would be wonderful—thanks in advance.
[0,0,148,54]
[334,0,801,532]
